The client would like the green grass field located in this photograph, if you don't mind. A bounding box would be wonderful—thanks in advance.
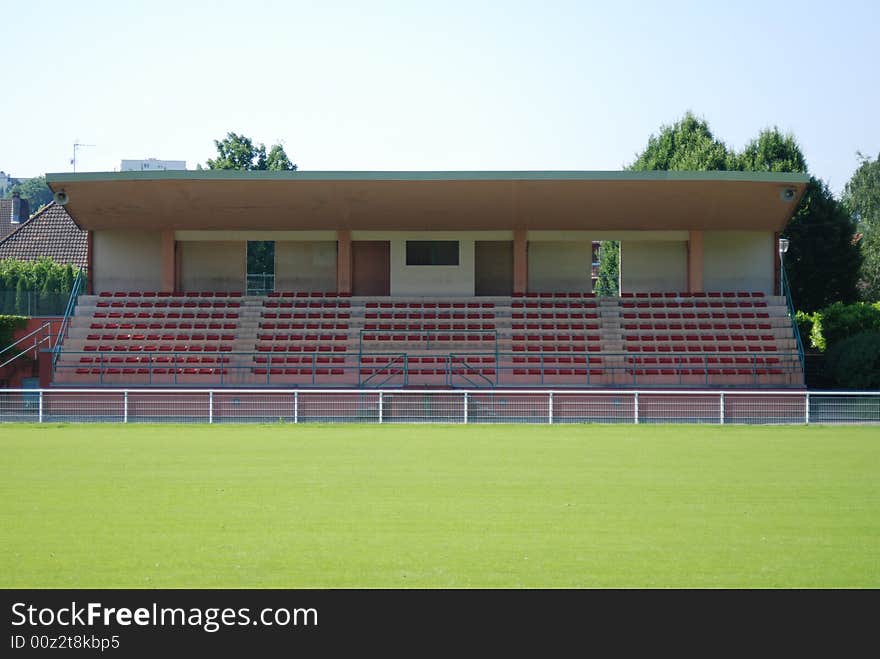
[1,423,877,588]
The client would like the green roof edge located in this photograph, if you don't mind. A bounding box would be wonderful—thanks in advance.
[45,170,811,184]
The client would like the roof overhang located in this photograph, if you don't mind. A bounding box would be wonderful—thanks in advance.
[46,170,810,233]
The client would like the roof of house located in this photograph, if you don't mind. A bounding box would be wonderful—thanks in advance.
[0,202,87,267]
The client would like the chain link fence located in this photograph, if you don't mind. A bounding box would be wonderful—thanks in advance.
[0,389,877,424]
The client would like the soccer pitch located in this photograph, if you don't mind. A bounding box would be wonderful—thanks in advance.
[1,423,877,588]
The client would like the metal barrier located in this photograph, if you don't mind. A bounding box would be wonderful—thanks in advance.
[50,349,804,389]
[0,389,877,424]
[51,268,87,370]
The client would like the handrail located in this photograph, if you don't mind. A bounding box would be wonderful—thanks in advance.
[781,265,806,371]
[52,268,87,370]
[0,321,54,369]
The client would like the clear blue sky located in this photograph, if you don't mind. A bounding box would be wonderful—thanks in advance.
[1,0,877,194]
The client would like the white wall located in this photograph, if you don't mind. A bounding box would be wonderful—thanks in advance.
[179,241,245,291]
[275,241,337,292]
[620,240,687,293]
[390,234,474,296]
[703,231,774,294]
[527,241,592,292]
[93,230,162,292]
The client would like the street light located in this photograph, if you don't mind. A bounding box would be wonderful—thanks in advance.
[778,238,790,295]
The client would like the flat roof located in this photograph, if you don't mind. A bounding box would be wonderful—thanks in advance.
[46,170,809,232]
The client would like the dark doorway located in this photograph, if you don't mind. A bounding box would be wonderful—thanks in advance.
[475,241,513,296]
[352,241,391,296]
[247,240,275,294]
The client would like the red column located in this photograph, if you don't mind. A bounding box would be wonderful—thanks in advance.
[86,230,94,294]
[773,231,781,296]
[687,230,704,293]
[513,229,528,294]
[337,229,352,295]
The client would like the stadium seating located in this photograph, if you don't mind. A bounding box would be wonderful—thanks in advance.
[52,290,803,388]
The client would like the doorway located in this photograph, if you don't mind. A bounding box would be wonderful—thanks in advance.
[247,240,275,294]
[474,241,513,296]
[352,241,391,296]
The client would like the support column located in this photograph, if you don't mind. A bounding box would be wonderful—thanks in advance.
[513,229,528,294]
[337,229,352,295]
[687,230,703,293]
[773,231,781,296]
[86,230,94,294]
[161,230,176,293]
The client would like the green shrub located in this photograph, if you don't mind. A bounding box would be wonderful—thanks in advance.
[795,311,815,347]
[824,331,880,389]
[0,315,28,351]
[810,301,880,351]
[0,257,82,316]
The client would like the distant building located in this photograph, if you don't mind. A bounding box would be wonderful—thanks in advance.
[120,158,187,172]
[0,193,31,240]
[0,171,16,197]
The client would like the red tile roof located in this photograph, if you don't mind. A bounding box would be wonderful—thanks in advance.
[0,202,86,267]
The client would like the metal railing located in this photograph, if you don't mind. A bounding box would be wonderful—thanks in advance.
[0,388,877,424]
[781,265,805,371]
[0,322,54,370]
[49,349,804,389]
[246,274,275,295]
[51,268,87,370]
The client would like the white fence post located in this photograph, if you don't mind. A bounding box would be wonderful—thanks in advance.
[463,392,468,424]
[548,391,554,424]
[719,391,725,425]
[378,391,383,424]
[38,390,43,423]
[294,391,299,424]
[123,390,128,424]
[208,391,213,424]
[634,391,639,425]
[805,392,810,425]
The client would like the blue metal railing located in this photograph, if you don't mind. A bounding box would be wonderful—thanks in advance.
[781,265,805,371]
[51,268,87,370]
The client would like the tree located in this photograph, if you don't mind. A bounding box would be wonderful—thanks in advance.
[736,128,859,310]
[629,112,736,172]
[782,178,861,311]
[205,132,297,171]
[594,241,619,296]
[842,153,880,300]
[4,175,53,215]
[735,128,808,174]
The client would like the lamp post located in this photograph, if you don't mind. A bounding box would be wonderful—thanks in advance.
[778,238,790,296]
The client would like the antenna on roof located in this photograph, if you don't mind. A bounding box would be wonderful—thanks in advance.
[71,142,96,173]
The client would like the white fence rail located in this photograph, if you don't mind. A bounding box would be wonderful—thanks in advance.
[0,389,878,424]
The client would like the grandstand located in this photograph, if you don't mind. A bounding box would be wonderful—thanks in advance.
[43,170,808,389]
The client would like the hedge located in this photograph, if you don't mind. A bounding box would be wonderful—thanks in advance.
[823,331,880,389]
[0,315,28,352]
[808,301,880,351]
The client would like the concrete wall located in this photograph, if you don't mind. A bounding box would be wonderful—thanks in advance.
[179,241,245,291]
[527,241,592,292]
[93,230,162,292]
[703,231,774,294]
[390,235,475,296]
[620,240,687,293]
[275,241,337,292]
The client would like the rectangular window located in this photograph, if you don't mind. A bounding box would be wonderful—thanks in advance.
[405,241,459,266]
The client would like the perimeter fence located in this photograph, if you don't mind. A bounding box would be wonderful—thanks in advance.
[0,389,878,424]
